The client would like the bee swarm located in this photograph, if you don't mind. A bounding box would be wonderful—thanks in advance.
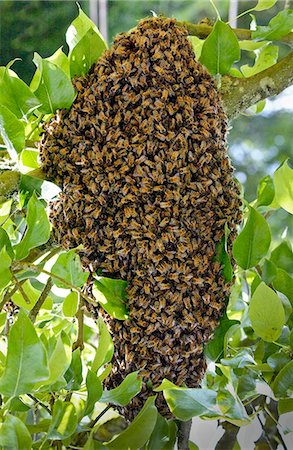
[40,17,242,419]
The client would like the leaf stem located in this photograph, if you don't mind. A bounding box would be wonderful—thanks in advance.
[25,114,44,141]
[12,274,30,304]
[210,0,221,20]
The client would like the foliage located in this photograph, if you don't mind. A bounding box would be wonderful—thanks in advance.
[0,3,292,449]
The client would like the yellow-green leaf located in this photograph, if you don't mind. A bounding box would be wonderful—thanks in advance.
[273,160,293,214]
[200,20,240,75]
[249,282,285,342]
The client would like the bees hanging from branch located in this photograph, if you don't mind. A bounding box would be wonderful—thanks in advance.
[40,17,242,420]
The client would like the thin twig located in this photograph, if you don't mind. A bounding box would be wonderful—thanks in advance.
[27,393,51,415]
[12,274,30,304]
[73,405,112,446]
[29,277,53,323]
[89,405,112,429]
[0,283,21,311]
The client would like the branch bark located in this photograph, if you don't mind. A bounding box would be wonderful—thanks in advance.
[220,52,293,119]
[176,419,192,450]
[177,21,293,47]
[29,277,53,323]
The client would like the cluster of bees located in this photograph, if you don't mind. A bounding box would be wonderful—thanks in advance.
[40,17,242,419]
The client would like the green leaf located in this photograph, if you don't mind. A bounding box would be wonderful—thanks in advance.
[70,28,107,77]
[217,389,249,423]
[249,282,285,342]
[83,369,103,417]
[254,0,277,11]
[221,348,255,368]
[215,225,233,282]
[262,258,277,284]
[0,199,12,226]
[199,20,240,75]
[241,44,278,78]
[0,65,40,119]
[51,249,89,288]
[249,99,266,114]
[0,310,49,396]
[92,317,114,372]
[84,436,105,449]
[257,175,275,207]
[92,277,129,320]
[237,373,257,401]
[252,10,293,40]
[188,36,204,59]
[106,396,157,449]
[233,206,271,269]
[100,371,142,406]
[14,193,50,260]
[12,279,52,311]
[19,148,39,173]
[62,291,79,317]
[156,380,220,420]
[147,414,177,450]
[64,348,83,390]
[205,315,239,362]
[188,443,200,450]
[66,6,107,51]
[278,398,293,415]
[0,246,12,290]
[272,269,293,304]
[270,242,293,274]
[32,53,76,114]
[36,331,71,388]
[0,414,32,449]
[272,360,293,397]
[267,351,291,371]
[239,40,268,51]
[31,48,71,91]
[0,227,14,259]
[18,174,43,206]
[0,105,25,159]
[47,47,71,77]
[48,399,78,439]
[9,397,31,413]
[273,160,293,214]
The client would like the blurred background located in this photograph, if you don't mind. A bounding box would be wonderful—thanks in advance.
[1,1,292,240]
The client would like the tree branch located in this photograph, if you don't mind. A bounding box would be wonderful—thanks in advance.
[29,277,53,323]
[177,21,293,47]
[220,52,293,119]
[176,419,192,450]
